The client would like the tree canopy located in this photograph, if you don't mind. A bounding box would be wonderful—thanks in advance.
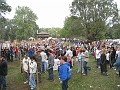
[62,0,119,41]
[13,6,39,40]
[0,0,11,39]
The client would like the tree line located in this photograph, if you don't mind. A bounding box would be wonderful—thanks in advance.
[0,0,120,42]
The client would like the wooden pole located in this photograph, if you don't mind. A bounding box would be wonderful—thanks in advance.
[36,68,39,90]
[81,57,82,76]
[28,61,30,90]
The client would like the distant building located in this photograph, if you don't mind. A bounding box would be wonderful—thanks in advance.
[36,30,49,39]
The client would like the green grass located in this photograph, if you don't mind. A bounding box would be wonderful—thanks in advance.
[7,55,120,90]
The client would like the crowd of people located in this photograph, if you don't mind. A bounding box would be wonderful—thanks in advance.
[0,38,120,90]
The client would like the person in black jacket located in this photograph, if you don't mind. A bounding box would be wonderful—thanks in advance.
[0,56,8,90]
[100,49,108,76]
[110,47,116,68]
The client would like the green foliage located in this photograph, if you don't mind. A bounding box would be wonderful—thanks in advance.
[13,6,39,40]
[61,16,85,38]
[106,23,120,39]
[0,0,11,40]
[67,0,119,41]
[0,0,11,15]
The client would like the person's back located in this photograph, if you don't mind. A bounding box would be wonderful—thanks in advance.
[58,56,71,90]
[0,58,7,76]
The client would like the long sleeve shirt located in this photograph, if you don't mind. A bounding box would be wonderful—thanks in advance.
[29,60,37,74]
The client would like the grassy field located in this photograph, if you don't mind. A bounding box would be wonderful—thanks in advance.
[7,55,120,90]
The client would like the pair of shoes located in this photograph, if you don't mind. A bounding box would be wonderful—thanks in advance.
[82,74,86,76]
[31,88,34,90]
[104,73,108,76]
[24,81,28,84]
[98,66,100,68]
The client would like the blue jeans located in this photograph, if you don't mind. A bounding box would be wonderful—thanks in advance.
[0,75,6,90]
[77,60,84,73]
[48,68,54,80]
[29,73,36,89]
[62,79,69,90]
[42,61,47,72]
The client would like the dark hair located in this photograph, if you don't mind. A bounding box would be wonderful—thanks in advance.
[30,55,36,61]
[47,49,52,53]
[61,56,67,62]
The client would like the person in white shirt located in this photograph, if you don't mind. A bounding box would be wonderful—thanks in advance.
[29,56,37,90]
[40,48,47,73]
[106,51,110,65]
[95,48,101,68]
[22,55,30,84]
[65,48,73,66]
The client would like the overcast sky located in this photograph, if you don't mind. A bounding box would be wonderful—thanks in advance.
[5,0,120,28]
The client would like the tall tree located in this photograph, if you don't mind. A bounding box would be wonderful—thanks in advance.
[13,6,39,40]
[62,16,84,38]
[70,0,119,41]
[0,0,11,39]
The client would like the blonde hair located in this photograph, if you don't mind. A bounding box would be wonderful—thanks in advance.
[102,49,106,54]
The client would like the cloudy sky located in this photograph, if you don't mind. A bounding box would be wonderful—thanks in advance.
[5,0,120,28]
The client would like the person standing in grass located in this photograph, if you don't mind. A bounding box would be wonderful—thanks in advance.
[47,49,54,81]
[77,49,83,73]
[58,56,71,90]
[35,50,42,83]
[29,56,37,90]
[0,57,8,90]
[83,47,90,75]
[114,56,120,77]
[22,55,30,84]
[100,49,108,76]
[40,48,47,73]
[95,47,101,68]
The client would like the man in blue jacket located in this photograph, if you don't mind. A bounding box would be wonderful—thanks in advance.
[58,56,71,90]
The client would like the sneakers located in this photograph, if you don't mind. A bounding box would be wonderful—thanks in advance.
[82,74,87,76]
[31,88,34,90]
[24,81,28,84]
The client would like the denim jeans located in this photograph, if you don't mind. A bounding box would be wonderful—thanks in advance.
[48,68,54,80]
[42,61,47,72]
[0,75,6,90]
[77,60,84,73]
[62,79,69,90]
[29,73,36,88]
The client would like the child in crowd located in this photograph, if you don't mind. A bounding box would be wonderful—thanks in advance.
[58,56,71,90]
